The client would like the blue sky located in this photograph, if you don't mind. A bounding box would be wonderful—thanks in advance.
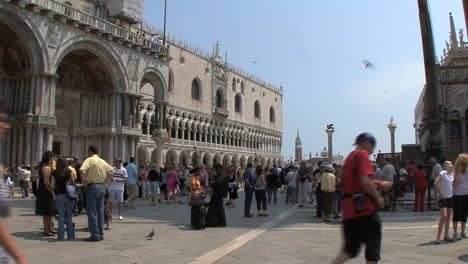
[144,0,464,161]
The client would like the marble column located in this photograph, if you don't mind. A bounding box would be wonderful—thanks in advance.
[45,127,54,151]
[35,125,44,162]
[12,127,19,167]
[129,136,136,158]
[462,118,467,152]
[24,125,32,165]
[119,135,126,161]
[163,104,167,129]
[156,147,163,169]
[106,136,114,162]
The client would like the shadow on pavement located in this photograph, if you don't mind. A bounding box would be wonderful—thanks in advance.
[11,231,60,242]
[459,254,468,262]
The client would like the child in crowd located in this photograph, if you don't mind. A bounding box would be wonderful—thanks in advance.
[5,173,14,199]
[104,189,112,230]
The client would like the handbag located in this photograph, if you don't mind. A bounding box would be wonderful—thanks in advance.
[189,193,205,207]
[66,180,78,200]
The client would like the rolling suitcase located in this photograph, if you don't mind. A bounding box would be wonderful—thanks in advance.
[191,205,206,230]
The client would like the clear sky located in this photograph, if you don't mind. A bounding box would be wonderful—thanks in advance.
[144,0,464,161]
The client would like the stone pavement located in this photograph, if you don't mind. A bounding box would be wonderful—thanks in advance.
[4,193,467,264]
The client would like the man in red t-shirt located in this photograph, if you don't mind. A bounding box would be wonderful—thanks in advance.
[332,133,392,264]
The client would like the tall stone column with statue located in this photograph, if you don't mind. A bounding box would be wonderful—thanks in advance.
[326,124,335,163]
[387,117,397,159]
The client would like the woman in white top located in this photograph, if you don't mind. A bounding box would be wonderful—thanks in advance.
[434,161,454,244]
[452,154,468,240]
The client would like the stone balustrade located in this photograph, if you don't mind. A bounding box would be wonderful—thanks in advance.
[20,0,169,56]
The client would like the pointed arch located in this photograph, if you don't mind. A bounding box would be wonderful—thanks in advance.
[234,93,243,113]
[270,106,276,123]
[254,100,261,119]
[191,77,202,100]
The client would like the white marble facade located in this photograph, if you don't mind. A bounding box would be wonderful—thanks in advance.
[0,0,283,169]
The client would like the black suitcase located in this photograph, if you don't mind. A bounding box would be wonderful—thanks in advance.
[191,205,206,230]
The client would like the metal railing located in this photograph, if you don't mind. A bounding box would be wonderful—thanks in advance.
[23,0,169,55]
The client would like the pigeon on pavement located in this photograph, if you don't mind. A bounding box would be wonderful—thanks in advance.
[146,229,155,240]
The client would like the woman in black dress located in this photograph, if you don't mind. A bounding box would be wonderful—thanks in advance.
[206,164,229,227]
[35,151,56,236]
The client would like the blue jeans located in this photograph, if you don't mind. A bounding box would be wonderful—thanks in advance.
[55,194,75,240]
[244,188,254,215]
[267,188,278,205]
[334,192,342,216]
[285,186,296,204]
[86,184,105,240]
[149,181,160,196]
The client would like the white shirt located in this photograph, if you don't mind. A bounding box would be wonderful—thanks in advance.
[454,172,468,196]
[17,167,25,181]
[286,171,297,188]
[382,164,396,183]
[438,170,454,199]
[399,168,408,181]
[5,177,13,187]
[111,167,128,191]
[375,168,382,181]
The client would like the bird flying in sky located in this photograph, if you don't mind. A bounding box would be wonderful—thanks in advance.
[362,59,375,70]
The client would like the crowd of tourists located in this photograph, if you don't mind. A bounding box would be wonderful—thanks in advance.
[1,98,468,264]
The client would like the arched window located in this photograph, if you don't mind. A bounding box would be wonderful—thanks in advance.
[234,93,242,113]
[232,78,236,92]
[168,69,174,92]
[254,100,261,118]
[191,78,201,100]
[241,81,245,94]
[216,89,223,108]
[270,106,276,123]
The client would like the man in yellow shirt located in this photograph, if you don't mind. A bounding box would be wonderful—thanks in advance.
[80,145,114,242]
[321,165,336,222]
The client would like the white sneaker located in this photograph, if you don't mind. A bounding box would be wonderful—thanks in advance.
[118,216,124,220]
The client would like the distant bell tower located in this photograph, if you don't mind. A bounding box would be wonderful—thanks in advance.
[295,129,303,162]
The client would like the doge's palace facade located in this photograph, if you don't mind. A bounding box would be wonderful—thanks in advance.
[0,0,283,169]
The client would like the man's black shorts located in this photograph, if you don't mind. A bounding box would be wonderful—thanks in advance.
[439,197,454,209]
[343,211,382,262]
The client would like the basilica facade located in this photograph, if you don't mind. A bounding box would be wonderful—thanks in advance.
[415,13,468,162]
[0,0,283,169]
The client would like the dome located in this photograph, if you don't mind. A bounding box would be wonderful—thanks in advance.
[320,147,328,158]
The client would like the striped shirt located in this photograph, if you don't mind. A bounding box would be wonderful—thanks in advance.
[110,167,128,191]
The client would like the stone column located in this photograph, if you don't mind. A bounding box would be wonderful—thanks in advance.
[462,117,467,152]
[163,104,167,129]
[24,124,32,165]
[11,127,20,168]
[116,94,122,126]
[156,147,163,169]
[35,125,44,162]
[387,122,397,157]
[129,136,136,158]
[45,127,54,152]
[326,126,335,163]
[106,136,114,162]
